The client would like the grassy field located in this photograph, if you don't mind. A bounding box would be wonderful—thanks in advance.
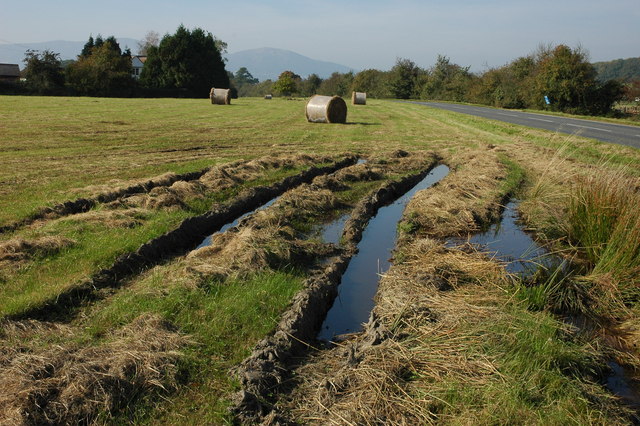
[1,95,640,424]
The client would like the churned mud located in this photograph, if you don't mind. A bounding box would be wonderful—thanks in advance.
[234,146,636,424]
[318,164,450,342]
[231,151,442,422]
[1,151,409,423]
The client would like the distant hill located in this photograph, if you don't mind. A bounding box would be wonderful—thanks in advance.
[593,57,640,82]
[0,38,140,68]
[225,47,355,81]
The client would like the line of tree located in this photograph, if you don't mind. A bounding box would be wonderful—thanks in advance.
[592,57,640,83]
[231,44,631,116]
[9,38,636,117]
[11,26,229,98]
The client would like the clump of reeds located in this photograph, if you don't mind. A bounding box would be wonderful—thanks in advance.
[567,168,640,304]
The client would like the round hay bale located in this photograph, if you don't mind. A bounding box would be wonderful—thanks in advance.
[264,94,273,100]
[210,88,231,105]
[352,91,367,105]
[305,95,347,124]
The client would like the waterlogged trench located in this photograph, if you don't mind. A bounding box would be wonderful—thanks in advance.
[197,159,368,249]
[318,164,450,341]
[452,200,558,276]
[196,196,279,249]
[452,199,640,408]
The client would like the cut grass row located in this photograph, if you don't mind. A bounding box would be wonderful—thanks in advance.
[2,95,640,423]
[65,161,420,423]
[3,96,640,225]
[0,162,321,319]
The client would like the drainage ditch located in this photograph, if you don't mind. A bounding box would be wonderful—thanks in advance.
[232,160,449,422]
[451,198,640,411]
[198,158,369,250]
[11,156,357,322]
[318,164,450,341]
[196,196,279,249]
[449,200,557,276]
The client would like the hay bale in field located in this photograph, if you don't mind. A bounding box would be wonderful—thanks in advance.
[264,94,273,100]
[210,88,231,105]
[352,91,367,105]
[305,95,347,124]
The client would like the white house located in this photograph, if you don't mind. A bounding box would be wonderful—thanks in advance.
[131,56,146,79]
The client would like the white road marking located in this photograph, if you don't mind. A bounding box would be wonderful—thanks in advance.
[565,123,612,133]
[528,117,554,123]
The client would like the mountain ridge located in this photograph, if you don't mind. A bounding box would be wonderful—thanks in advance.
[0,39,140,65]
[225,47,355,81]
[0,41,354,82]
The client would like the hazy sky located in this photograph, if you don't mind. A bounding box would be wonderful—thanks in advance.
[1,0,638,71]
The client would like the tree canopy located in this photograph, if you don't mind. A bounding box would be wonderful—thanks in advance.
[139,25,229,97]
[22,49,65,94]
[273,71,299,96]
[67,35,133,96]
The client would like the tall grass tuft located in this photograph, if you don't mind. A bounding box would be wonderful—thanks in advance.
[567,169,640,290]
[561,166,640,316]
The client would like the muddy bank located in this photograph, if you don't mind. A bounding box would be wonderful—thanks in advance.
[273,153,636,423]
[9,156,357,322]
[318,164,450,341]
[231,156,441,423]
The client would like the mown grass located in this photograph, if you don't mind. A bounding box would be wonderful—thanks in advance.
[429,305,617,424]
[4,96,639,225]
[79,268,304,424]
[2,95,640,423]
[0,162,314,318]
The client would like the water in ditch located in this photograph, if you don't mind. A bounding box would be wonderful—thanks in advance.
[195,196,279,249]
[318,164,450,342]
[452,200,640,409]
[197,159,367,250]
[320,213,350,246]
[607,361,640,409]
[450,200,557,277]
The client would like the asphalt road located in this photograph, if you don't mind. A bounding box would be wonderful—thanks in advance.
[413,102,640,150]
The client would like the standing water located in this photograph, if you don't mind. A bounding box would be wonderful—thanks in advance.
[454,200,640,408]
[452,200,555,276]
[195,196,279,249]
[318,165,450,341]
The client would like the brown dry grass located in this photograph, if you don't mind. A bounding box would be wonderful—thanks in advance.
[281,237,628,424]
[184,154,432,283]
[66,208,151,229]
[0,236,75,265]
[70,171,181,199]
[114,153,330,212]
[0,314,188,425]
[404,148,508,238]
[282,240,508,424]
